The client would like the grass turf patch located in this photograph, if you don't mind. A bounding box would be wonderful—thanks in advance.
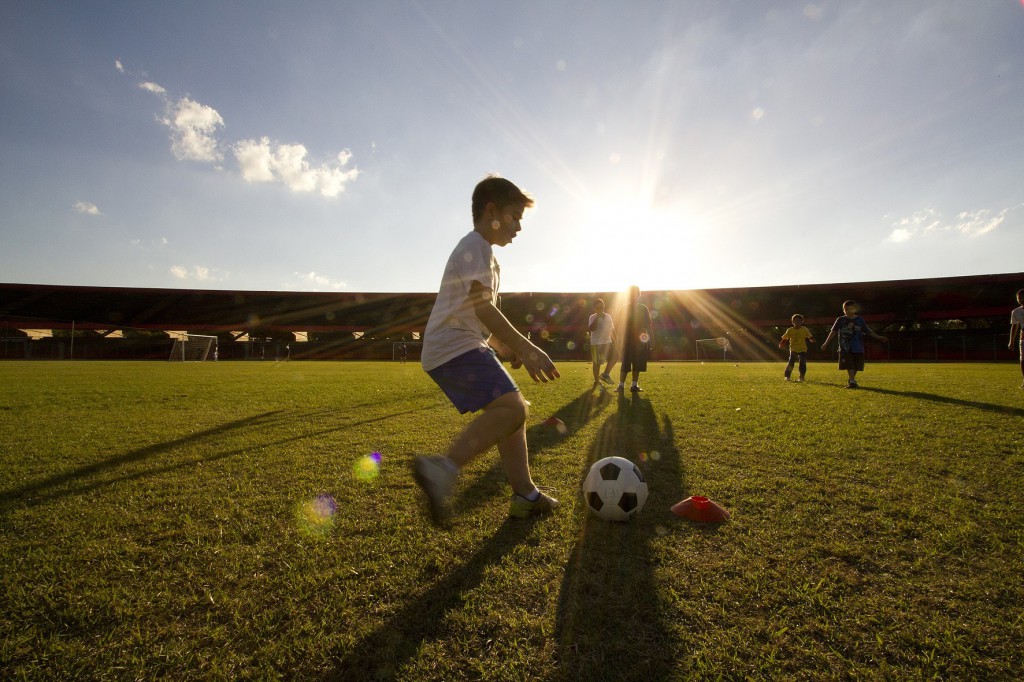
[1,360,1022,679]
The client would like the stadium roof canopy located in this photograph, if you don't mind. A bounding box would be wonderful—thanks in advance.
[1,272,1022,338]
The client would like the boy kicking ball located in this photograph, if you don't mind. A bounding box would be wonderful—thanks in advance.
[414,176,560,525]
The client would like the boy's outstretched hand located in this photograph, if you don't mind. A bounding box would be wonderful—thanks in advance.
[516,345,560,383]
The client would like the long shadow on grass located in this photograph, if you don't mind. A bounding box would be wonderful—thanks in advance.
[551,394,692,680]
[855,386,1024,417]
[325,517,535,680]
[452,388,616,520]
[0,407,426,514]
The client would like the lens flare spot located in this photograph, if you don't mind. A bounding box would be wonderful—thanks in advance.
[566,341,577,351]
[640,332,650,344]
[354,452,382,482]
[296,494,336,538]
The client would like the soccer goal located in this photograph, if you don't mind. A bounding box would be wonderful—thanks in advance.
[392,341,422,362]
[169,334,218,361]
[696,337,731,361]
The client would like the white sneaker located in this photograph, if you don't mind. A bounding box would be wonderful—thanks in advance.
[509,490,560,518]
[413,456,456,525]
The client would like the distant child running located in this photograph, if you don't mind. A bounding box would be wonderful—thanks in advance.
[819,300,887,389]
[588,298,616,388]
[414,176,561,524]
[779,314,815,382]
[1008,289,1024,388]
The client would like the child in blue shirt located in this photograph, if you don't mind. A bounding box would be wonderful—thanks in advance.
[819,300,887,389]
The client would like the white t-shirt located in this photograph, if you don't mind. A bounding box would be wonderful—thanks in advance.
[588,312,614,345]
[1012,306,1024,341]
[421,231,499,371]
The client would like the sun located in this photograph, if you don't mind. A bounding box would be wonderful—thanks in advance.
[554,192,713,293]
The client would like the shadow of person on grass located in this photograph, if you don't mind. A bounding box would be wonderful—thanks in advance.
[0,411,288,512]
[857,385,1024,417]
[325,517,536,681]
[0,407,427,515]
[551,394,691,681]
[525,386,616,451]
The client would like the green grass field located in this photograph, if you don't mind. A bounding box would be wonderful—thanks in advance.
[2,360,1023,680]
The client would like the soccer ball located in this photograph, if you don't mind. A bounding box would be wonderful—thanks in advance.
[581,456,648,521]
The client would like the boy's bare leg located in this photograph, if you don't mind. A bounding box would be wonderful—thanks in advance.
[443,391,527,471]
[495,423,535,497]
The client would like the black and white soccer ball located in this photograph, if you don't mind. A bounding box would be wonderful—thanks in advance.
[581,456,648,521]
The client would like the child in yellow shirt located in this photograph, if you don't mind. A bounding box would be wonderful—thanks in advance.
[780,314,815,382]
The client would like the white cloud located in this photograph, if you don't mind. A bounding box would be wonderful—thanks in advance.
[953,208,1008,237]
[889,228,912,243]
[170,265,228,282]
[130,236,169,251]
[234,137,359,196]
[235,137,275,182]
[290,271,348,290]
[888,205,1016,242]
[131,76,357,196]
[161,97,225,163]
[73,201,102,216]
[115,59,125,73]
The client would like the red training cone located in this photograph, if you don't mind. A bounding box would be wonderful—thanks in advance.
[542,417,568,435]
[671,496,730,523]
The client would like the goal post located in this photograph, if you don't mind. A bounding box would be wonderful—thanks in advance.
[169,334,218,361]
[695,337,731,361]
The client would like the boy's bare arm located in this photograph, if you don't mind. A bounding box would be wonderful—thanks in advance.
[471,281,559,382]
[1010,323,1020,350]
[820,331,836,350]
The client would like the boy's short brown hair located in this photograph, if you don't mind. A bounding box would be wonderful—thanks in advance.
[791,314,804,324]
[842,300,860,314]
[472,175,534,221]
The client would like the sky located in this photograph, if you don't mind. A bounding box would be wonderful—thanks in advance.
[2,1,1023,295]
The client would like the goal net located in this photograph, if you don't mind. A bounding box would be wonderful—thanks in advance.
[169,334,217,361]
[695,337,731,361]
[392,341,422,361]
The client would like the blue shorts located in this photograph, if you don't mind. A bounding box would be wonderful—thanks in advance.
[838,351,865,372]
[427,348,519,414]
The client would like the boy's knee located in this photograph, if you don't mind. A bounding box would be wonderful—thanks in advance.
[489,390,528,427]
